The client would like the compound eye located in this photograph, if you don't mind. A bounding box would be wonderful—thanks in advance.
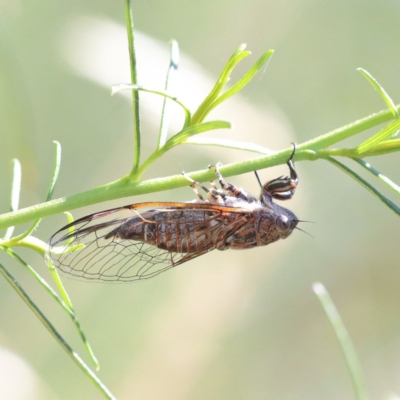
[276,215,291,233]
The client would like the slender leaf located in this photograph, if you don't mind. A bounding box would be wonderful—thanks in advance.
[191,44,251,124]
[124,0,141,174]
[2,105,400,230]
[356,117,400,154]
[358,68,398,118]
[164,120,231,150]
[313,283,369,400]
[158,40,180,148]
[46,141,62,201]
[13,141,62,241]
[301,106,400,151]
[354,158,400,195]
[0,262,113,399]
[328,157,400,215]
[210,50,274,111]
[63,211,76,245]
[4,159,21,240]
[112,84,191,128]
[359,139,400,157]
[185,136,272,154]
[0,245,99,369]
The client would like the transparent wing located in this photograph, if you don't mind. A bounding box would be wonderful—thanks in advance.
[48,203,236,283]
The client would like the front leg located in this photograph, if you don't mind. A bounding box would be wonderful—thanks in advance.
[263,143,299,201]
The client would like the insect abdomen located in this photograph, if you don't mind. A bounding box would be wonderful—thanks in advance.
[106,209,218,253]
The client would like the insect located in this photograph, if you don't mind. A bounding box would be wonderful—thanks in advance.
[48,146,299,282]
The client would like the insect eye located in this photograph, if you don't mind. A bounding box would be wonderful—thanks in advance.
[276,215,291,233]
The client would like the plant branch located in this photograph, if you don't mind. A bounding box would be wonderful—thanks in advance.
[313,283,369,400]
[0,106,398,231]
[0,262,114,399]
[298,107,398,151]
[124,0,141,175]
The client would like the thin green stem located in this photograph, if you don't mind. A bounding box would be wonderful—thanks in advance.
[137,120,231,176]
[0,148,292,230]
[356,117,400,154]
[357,68,398,118]
[360,139,400,156]
[210,49,274,112]
[124,0,141,175]
[4,159,21,240]
[184,137,273,154]
[328,157,400,215]
[313,283,369,400]
[158,40,180,149]
[0,103,399,232]
[112,84,191,128]
[354,158,400,195]
[0,244,99,369]
[0,262,114,399]
[13,141,61,241]
[298,106,399,151]
[191,44,250,125]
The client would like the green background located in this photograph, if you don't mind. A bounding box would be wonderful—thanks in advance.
[0,1,399,399]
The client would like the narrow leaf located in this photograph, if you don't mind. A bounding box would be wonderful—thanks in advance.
[112,84,191,127]
[359,139,400,157]
[313,283,369,400]
[158,40,180,149]
[185,136,272,154]
[353,158,400,195]
[124,0,141,174]
[356,118,400,154]
[4,159,21,240]
[0,245,99,369]
[211,50,274,111]
[45,140,62,201]
[0,262,112,398]
[358,68,398,118]
[191,44,251,124]
[164,121,231,151]
[328,157,400,215]
[12,141,62,241]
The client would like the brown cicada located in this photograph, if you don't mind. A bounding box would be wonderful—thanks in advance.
[48,146,299,282]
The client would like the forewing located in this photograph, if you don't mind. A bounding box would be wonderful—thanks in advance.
[48,203,240,283]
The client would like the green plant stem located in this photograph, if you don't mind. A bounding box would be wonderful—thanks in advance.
[1,108,399,230]
[328,157,400,215]
[0,105,399,231]
[313,283,369,400]
[112,84,191,127]
[0,262,115,399]
[354,158,400,194]
[124,0,141,175]
[357,68,398,118]
[157,40,179,149]
[298,107,398,151]
[1,244,99,368]
[4,159,21,240]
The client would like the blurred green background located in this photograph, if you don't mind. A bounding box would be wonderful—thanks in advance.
[1,1,399,399]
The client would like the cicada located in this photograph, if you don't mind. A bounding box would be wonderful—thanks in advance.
[48,146,299,282]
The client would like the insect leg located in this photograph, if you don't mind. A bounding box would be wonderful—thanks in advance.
[209,162,252,201]
[182,171,225,204]
[263,143,299,200]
